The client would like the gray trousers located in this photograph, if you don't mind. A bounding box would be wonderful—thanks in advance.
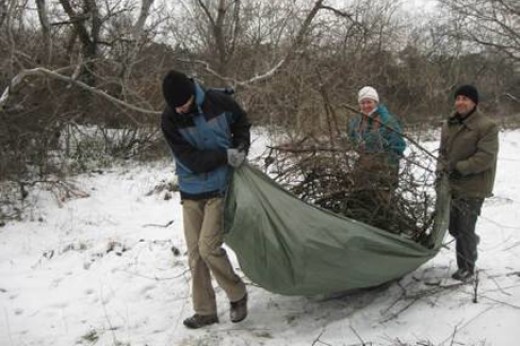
[448,197,484,272]
[182,197,246,315]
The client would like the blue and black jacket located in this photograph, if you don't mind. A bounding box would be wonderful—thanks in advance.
[161,82,251,200]
[347,104,406,164]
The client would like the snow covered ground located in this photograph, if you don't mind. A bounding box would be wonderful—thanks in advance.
[1,129,519,346]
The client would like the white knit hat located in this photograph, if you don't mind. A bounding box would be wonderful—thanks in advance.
[358,86,379,103]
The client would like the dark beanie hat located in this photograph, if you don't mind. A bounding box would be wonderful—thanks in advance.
[162,70,195,108]
[454,84,479,105]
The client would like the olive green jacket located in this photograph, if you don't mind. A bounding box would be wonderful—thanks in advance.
[439,109,499,198]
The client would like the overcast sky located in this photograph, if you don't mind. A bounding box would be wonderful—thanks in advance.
[405,0,438,13]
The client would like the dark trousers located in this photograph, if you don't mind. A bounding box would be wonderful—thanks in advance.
[448,197,484,272]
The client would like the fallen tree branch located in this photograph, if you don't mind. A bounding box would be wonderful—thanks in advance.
[19,179,90,207]
[0,67,161,117]
[381,281,464,323]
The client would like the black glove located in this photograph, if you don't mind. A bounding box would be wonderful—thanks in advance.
[447,161,457,172]
[449,169,462,179]
[442,160,461,179]
[227,148,246,168]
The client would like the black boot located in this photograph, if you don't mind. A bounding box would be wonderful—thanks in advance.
[183,314,219,329]
[451,268,474,282]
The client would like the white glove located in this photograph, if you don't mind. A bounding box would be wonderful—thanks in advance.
[227,148,246,168]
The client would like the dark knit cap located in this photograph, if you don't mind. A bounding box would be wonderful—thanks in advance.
[454,84,479,105]
[162,70,195,108]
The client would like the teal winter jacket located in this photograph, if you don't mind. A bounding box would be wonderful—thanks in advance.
[347,104,406,163]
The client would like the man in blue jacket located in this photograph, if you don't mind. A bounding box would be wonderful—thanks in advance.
[161,70,251,329]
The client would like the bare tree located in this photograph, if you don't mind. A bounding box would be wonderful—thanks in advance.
[1,0,519,190]
[0,0,8,29]
[57,0,102,85]
[120,0,155,87]
[438,0,520,63]
[35,0,52,64]
[195,0,239,74]
[169,0,344,84]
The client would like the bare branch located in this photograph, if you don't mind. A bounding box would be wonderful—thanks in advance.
[320,5,363,28]
[181,0,326,86]
[0,68,160,118]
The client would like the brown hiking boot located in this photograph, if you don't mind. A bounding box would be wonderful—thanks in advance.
[230,293,248,323]
[183,314,219,329]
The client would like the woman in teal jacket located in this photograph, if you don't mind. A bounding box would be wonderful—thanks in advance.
[348,87,406,163]
[347,86,406,196]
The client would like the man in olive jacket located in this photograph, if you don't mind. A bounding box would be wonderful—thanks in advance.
[439,85,499,281]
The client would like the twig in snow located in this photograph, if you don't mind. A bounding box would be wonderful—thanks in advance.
[381,281,464,323]
[439,306,495,346]
[382,281,408,314]
[350,326,369,345]
[462,292,520,310]
[311,329,332,346]
[487,276,512,296]
[473,271,479,303]
[3,307,13,346]
[142,220,174,228]
[381,296,422,323]
[503,241,520,251]
[115,268,190,281]
[99,285,119,344]
[448,324,460,346]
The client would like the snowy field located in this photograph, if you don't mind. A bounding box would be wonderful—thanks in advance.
[1,129,519,346]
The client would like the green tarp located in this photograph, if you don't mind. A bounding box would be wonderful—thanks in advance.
[224,164,450,296]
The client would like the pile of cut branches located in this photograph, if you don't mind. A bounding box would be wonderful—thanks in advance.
[262,133,439,242]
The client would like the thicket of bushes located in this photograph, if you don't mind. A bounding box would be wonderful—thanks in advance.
[1,0,519,223]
